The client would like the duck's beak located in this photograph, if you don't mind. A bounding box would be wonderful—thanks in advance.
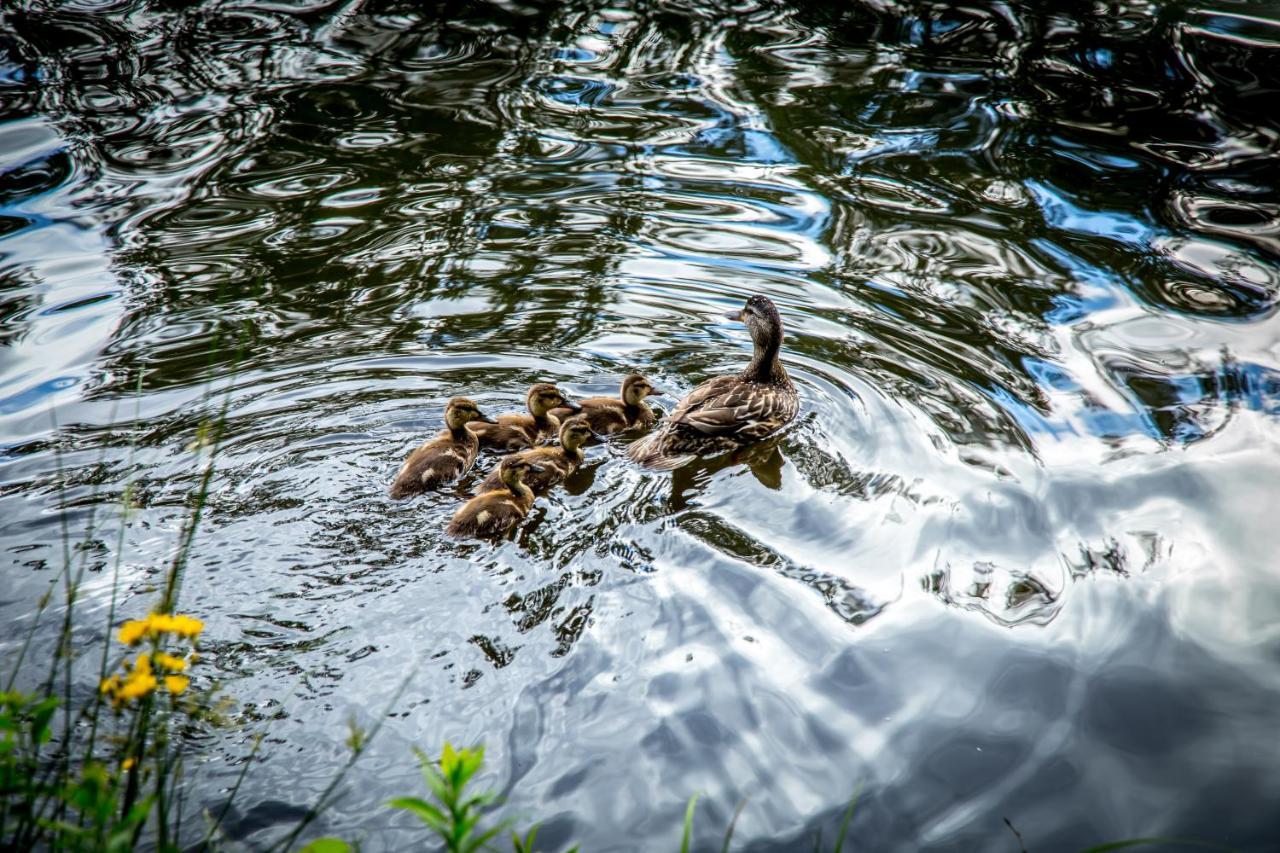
[724,309,743,322]
[647,386,664,396]
[475,412,497,424]
[528,463,547,474]
[561,399,583,413]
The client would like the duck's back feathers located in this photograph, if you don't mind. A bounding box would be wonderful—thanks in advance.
[551,397,654,435]
[627,374,797,470]
[477,445,577,493]
[389,429,479,498]
[445,489,534,539]
[468,413,558,451]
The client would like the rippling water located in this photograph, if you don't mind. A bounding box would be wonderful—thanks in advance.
[3,0,1280,848]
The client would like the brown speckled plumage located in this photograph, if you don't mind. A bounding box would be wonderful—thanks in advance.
[477,416,592,494]
[549,373,660,435]
[446,456,543,539]
[389,398,491,499]
[628,295,798,470]
[467,382,580,451]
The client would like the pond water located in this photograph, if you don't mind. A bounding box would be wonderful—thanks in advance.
[3,0,1280,849]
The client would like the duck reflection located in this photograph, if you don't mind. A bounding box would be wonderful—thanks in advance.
[664,434,787,511]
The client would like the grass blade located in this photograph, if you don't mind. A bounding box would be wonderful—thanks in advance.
[681,793,699,853]
[832,781,863,853]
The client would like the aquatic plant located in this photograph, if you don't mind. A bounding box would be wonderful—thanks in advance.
[386,743,579,853]
[0,456,224,852]
[0,351,250,852]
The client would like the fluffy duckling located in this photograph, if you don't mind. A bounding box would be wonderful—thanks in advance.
[467,383,580,451]
[389,397,493,499]
[446,456,545,539]
[549,373,661,435]
[477,415,593,494]
[628,295,799,470]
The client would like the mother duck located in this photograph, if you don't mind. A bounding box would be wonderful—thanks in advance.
[628,294,798,470]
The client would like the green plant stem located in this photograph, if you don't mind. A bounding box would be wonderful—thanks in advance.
[721,796,748,853]
[87,373,143,761]
[681,793,699,853]
[201,733,263,849]
[833,782,862,853]
[273,671,415,853]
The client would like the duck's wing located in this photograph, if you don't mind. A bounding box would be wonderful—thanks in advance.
[667,375,794,441]
[469,417,536,450]
[390,432,469,498]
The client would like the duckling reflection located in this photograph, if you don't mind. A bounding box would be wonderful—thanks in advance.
[468,383,581,451]
[549,373,661,435]
[476,416,593,494]
[629,295,798,469]
[389,397,493,499]
[446,456,545,539]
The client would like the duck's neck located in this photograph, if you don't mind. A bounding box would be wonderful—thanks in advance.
[508,480,534,506]
[449,423,471,441]
[563,444,585,464]
[742,333,787,385]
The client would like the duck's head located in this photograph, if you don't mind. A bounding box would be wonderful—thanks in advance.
[558,415,594,451]
[725,294,784,348]
[621,373,662,406]
[498,455,546,488]
[445,397,493,430]
[527,383,580,417]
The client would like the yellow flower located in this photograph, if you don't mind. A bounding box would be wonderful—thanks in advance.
[169,614,204,638]
[118,620,149,646]
[153,652,187,672]
[122,758,135,770]
[163,675,190,695]
[134,653,153,675]
[117,671,156,702]
[114,612,204,646]
[100,675,121,695]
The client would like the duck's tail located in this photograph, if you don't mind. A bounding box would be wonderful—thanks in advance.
[626,429,695,471]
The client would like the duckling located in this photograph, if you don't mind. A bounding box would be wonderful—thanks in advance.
[477,415,593,494]
[446,456,545,539]
[389,397,494,499]
[628,294,799,470]
[467,383,581,451]
[548,373,662,435]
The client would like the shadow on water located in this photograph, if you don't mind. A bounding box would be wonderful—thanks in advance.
[2,0,1280,849]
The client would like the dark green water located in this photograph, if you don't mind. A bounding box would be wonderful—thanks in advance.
[3,0,1280,849]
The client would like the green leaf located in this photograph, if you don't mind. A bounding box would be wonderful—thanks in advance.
[297,838,352,853]
[512,824,539,853]
[1080,839,1235,853]
[721,797,749,853]
[832,782,862,853]
[388,796,448,832]
[418,756,453,809]
[463,822,504,853]
[681,793,700,853]
[457,746,484,788]
[32,697,59,744]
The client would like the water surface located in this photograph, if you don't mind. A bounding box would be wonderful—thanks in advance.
[2,0,1280,849]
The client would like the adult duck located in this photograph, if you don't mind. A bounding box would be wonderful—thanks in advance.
[627,295,798,470]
